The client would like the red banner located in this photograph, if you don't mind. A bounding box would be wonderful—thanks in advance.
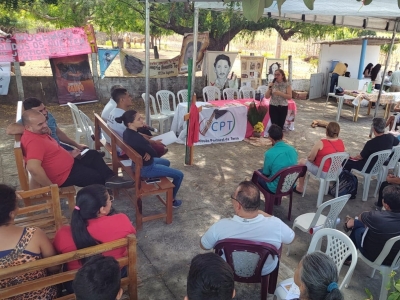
[0,27,94,62]
[50,54,97,105]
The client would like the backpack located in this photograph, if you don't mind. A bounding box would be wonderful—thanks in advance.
[328,170,358,199]
[335,86,345,95]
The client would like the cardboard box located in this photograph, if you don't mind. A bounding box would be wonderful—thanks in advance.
[292,90,308,100]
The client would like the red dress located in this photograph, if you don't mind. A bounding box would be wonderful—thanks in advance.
[313,139,345,172]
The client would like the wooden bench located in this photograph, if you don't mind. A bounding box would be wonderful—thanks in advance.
[13,101,76,212]
[15,185,68,241]
[94,113,174,230]
[0,234,138,300]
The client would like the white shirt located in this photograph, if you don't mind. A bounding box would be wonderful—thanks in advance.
[106,108,126,153]
[201,214,295,275]
[391,70,400,87]
[101,98,117,121]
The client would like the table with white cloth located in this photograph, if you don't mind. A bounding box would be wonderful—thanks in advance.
[170,98,297,145]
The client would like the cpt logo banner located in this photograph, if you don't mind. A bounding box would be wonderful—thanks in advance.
[196,106,247,145]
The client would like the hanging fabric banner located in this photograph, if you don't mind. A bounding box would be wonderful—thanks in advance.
[119,50,179,78]
[205,51,238,90]
[50,54,97,105]
[0,62,11,95]
[240,56,264,89]
[178,32,209,74]
[98,48,120,79]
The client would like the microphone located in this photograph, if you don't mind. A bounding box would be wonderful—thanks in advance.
[143,125,158,133]
[272,78,277,83]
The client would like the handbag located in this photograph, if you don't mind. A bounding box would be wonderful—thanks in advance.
[335,86,344,95]
[254,92,262,101]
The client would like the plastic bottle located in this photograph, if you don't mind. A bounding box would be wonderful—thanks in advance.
[362,82,368,92]
[367,82,373,93]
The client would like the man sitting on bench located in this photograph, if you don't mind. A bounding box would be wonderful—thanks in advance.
[21,109,132,189]
[6,97,87,151]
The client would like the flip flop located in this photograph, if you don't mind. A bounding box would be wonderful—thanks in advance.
[293,188,302,195]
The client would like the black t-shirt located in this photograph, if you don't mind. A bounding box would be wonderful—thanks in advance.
[361,210,400,265]
[123,128,157,166]
[360,134,399,172]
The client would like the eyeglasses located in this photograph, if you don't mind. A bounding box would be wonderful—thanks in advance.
[274,73,281,77]
[230,194,242,205]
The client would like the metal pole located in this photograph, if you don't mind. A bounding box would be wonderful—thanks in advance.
[191,7,199,100]
[358,39,367,80]
[372,20,399,121]
[145,0,150,123]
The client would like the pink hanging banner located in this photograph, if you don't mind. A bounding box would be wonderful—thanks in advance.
[0,27,93,62]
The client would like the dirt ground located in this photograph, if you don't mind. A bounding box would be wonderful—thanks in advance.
[1,96,397,299]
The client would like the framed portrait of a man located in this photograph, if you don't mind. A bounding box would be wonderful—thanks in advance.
[205,51,239,90]
[178,32,209,74]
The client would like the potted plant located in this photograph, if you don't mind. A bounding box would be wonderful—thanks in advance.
[247,101,268,137]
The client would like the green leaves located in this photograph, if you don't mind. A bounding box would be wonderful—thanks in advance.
[363,0,373,5]
[303,0,315,10]
[241,0,265,23]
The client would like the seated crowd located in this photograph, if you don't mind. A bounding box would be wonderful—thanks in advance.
[3,88,400,300]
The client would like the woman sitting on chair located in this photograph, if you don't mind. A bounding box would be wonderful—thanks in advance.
[294,252,343,300]
[0,184,58,299]
[294,122,345,194]
[115,110,184,208]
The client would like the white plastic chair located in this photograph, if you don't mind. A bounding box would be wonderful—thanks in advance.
[79,111,95,149]
[222,88,238,100]
[359,236,400,300]
[202,86,221,102]
[67,102,85,144]
[239,86,256,99]
[177,89,188,104]
[374,145,400,197]
[351,149,392,201]
[141,93,168,133]
[257,85,268,96]
[287,194,350,256]
[302,152,350,207]
[275,228,358,299]
[156,90,178,112]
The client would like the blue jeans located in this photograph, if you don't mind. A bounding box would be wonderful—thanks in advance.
[330,73,339,93]
[349,219,366,256]
[140,158,183,199]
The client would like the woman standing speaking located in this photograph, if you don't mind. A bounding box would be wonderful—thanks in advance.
[264,69,292,130]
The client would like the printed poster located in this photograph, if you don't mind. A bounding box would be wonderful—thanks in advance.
[0,27,94,62]
[119,50,179,78]
[266,58,285,83]
[50,54,97,105]
[205,51,238,90]
[98,48,120,79]
[178,32,209,74]
[241,56,264,89]
[0,62,11,95]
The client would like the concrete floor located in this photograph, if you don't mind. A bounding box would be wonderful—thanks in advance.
[0,96,395,300]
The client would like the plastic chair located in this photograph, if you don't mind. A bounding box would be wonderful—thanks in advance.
[323,84,337,116]
[177,89,188,104]
[222,88,239,100]
[67,102,85,144]
[351,149,392,201]
[141,93,169,133]
[79,111,95,149]
[374,145,400,197]
[239,86,256,99]
[302,152,350,207]
[202,86,221,102]
[287,195,350,256]
[214,238,280,300]
[359,236,400,300]
[251,165,307,221]
[257,85,268,96]
[156,89,178,112]
[275,228,357,300]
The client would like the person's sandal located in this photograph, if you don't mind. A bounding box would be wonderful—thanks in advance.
[343,215,352,233]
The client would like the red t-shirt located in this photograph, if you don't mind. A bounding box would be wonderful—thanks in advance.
[53,214,136,270]
[21,130,74,186]
[313,139,345,172]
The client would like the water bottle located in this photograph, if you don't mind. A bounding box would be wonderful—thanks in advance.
[367,82,373,93]
[362,82,367,92]
[309,218,340,234]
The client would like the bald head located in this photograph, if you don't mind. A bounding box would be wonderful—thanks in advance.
[22,109,50,135]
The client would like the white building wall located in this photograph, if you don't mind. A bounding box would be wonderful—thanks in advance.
[317,44,380,78]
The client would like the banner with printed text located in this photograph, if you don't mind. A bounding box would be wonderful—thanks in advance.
[178,32,209,74]
[205,51,239,90]
[50,54,97,105]
[0,26,95,62]
[240,56,264,89]
[119,50,179,78]
[196,105,247,145]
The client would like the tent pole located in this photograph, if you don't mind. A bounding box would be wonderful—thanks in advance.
[145,0,150,124]
[191,7,200,100]
[370,18,399,137]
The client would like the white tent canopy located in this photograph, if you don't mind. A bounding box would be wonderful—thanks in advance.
[195,0,400,32]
